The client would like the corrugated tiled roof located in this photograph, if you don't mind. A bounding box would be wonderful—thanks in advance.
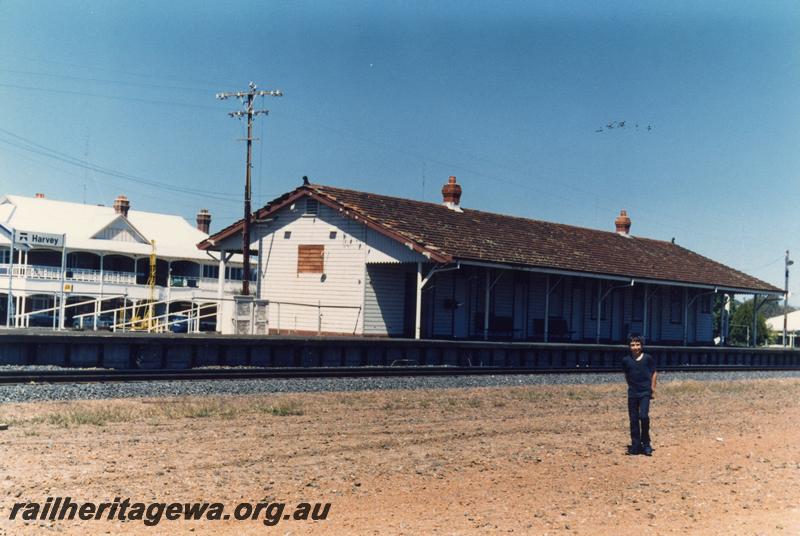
[201,183,781,293]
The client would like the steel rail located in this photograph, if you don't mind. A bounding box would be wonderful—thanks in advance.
[0,365,798,385]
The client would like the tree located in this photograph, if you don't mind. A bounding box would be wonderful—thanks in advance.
[728,298,773,346]
[757,299,795,321]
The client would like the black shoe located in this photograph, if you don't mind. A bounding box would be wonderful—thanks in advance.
[641,443,653,456]
[627,444,641,455]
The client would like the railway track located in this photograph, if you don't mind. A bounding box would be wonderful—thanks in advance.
[1,364,798,384]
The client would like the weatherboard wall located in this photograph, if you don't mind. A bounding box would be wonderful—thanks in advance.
[257,203,424,335]
[364,264,409,336]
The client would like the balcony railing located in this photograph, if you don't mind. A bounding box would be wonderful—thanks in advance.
[0,264,137,284]
[0,264,247,289]
[170,275,200,288]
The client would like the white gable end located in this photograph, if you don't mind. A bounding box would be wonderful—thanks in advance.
[251,201,427,335]
[91,216,149,244]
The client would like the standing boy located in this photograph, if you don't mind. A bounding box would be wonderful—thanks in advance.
[622,335,657,455]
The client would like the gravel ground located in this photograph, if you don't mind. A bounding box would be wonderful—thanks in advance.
[0,369,799,403]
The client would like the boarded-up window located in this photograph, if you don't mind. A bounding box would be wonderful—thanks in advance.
[298,245,324,274]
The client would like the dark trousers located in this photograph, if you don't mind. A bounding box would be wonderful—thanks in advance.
[627,395,651,446]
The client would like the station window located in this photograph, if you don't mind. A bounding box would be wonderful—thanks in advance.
[30,296,51,311]
[0,249,9,264]
[202,265,219,279]
[225,266,258,281]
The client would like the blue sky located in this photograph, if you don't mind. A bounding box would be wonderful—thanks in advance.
[1,1,799,302]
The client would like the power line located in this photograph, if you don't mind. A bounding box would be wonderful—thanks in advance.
[0,53,231,90]
[0,139,240,208]
[0,127,241,203]
[0,141,247,223]
[0,82,219,111]
[741,255,785,272]
[0,67,218,93]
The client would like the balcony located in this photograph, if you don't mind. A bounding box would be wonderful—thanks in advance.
[1,264,137,285]
[1,264,246,291]
[170,275,200,288]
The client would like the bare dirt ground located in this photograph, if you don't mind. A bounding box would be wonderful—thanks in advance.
[0,378,798,535]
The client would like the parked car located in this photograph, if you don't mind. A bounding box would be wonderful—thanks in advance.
[199,319,217,332]
[169,314,189,333]
[28,312,56,328]
[72,315,115,331]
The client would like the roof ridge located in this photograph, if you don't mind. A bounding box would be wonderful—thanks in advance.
[665,241,775,287]
[310,183,680,244]
[6,193,200,227]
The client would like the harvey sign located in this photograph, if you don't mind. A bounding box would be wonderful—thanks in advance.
[13,230,64,248]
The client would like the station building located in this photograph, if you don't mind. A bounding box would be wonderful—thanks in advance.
[766,310,800,348]
[0,193,251,329]
[200,177,782,344]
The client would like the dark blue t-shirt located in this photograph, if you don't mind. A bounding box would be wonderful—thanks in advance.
[622,353,656,398]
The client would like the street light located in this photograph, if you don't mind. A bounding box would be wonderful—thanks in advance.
[784,250,794,347]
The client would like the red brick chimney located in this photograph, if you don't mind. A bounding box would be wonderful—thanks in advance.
[615,210,631,236]
[113,195,130,218]
[442,176,463,212]
[196,209,211,234]
[34,193,45,199]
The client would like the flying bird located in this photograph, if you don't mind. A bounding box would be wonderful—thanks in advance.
[595,120,654,133]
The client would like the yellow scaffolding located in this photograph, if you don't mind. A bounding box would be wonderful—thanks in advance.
[130,240,159,331]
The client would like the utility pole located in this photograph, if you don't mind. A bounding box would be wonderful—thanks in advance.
[784,250,793,347]
[216,82,282,295]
